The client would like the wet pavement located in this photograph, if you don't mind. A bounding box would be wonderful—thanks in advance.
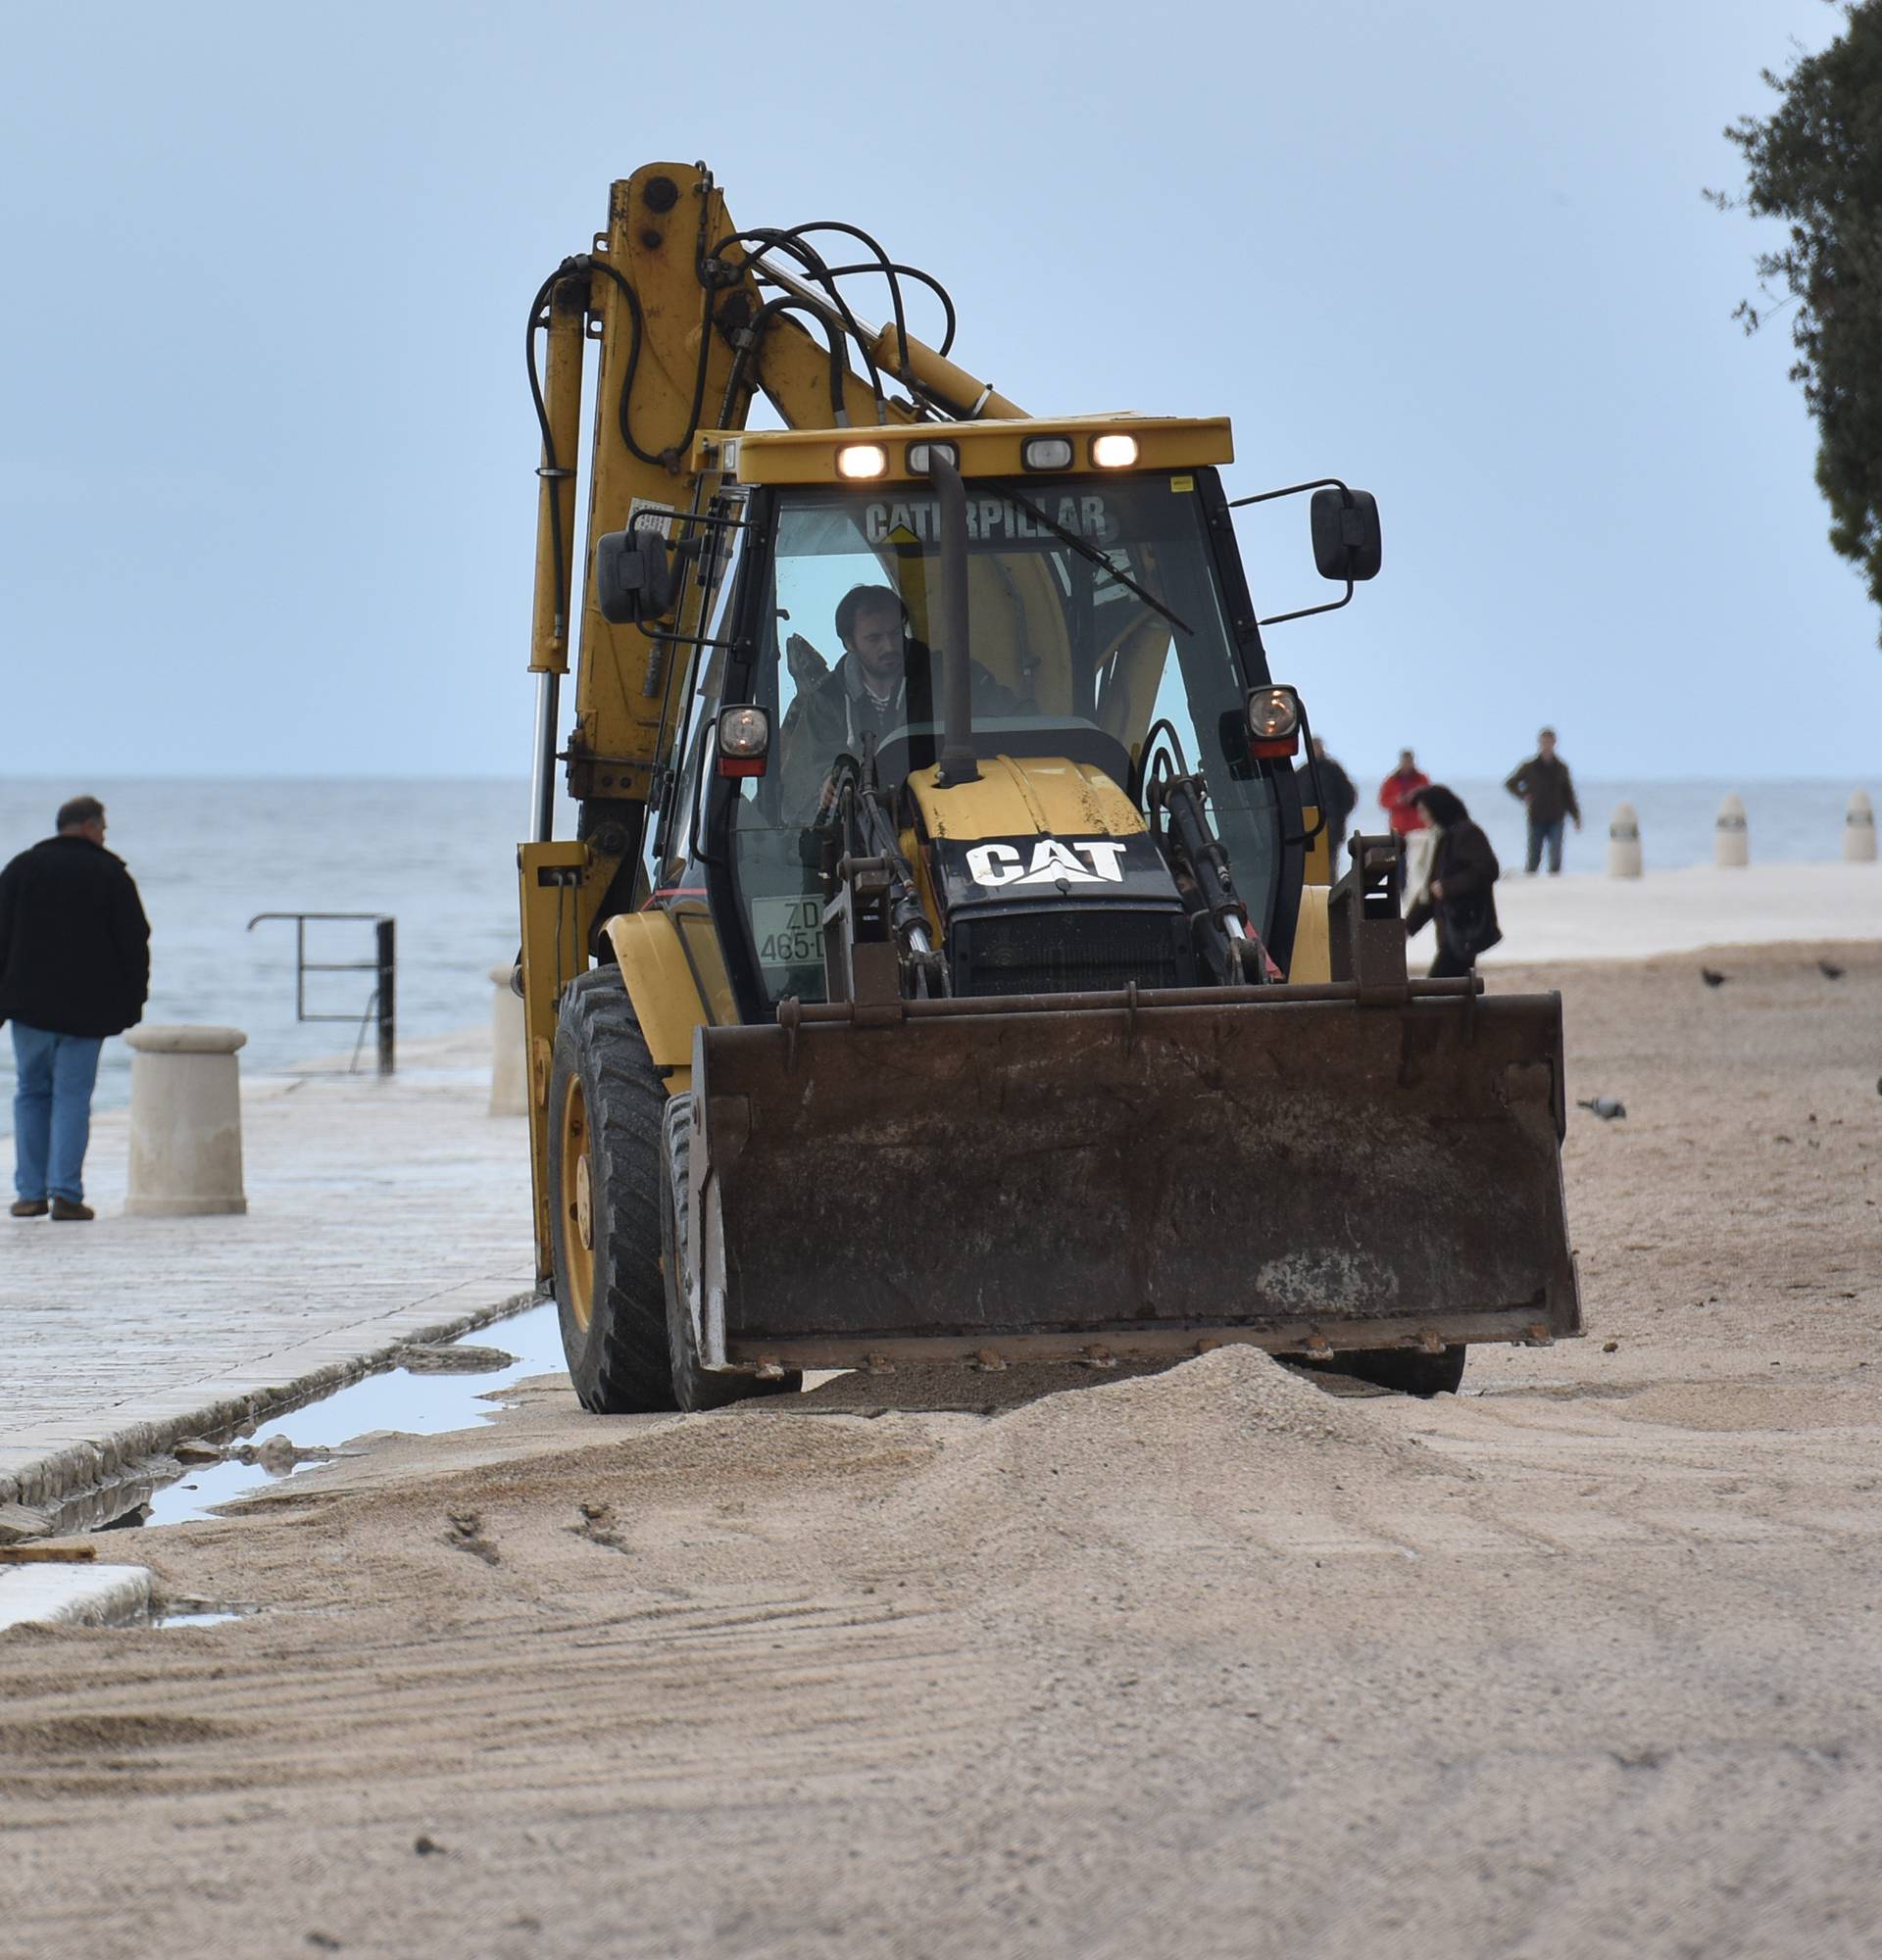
[1,1024,536,1515]
[137,1300,566,1527]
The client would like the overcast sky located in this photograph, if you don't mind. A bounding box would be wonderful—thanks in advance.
[3,0,1876,790]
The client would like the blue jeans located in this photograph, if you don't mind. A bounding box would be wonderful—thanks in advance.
[1526,815,1565,874]
[11,1023,104,1203]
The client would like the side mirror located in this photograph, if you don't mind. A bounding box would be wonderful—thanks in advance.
[594,527,680,624]
[1310,487,1382,583]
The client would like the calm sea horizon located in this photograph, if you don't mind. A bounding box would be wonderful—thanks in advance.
[1,773,1873,1115]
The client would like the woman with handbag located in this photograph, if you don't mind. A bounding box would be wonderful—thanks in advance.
[1402,784,1502,978]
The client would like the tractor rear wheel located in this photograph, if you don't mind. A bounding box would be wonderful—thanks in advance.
[1326,1345,1468,1397]
[547,969,676,1414]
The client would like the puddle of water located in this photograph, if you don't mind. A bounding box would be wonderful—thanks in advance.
[157,1609,246,1628]
[139,1301,567,1528]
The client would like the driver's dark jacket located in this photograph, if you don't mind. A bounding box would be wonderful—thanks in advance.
[778,645,1019,816]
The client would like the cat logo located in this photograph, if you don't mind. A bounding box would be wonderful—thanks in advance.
[965,839,1128,888]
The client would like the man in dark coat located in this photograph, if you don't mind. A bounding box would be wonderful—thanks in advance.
[1402,784,1501,978]
[1505,726,1582,874]
[778,584,1020,817]
[0,795,150,1219]
[1297,737,1359,876]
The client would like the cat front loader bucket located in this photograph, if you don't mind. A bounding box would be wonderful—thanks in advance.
[675,845,1580,1376]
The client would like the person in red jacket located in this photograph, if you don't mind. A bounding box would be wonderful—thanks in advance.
[1377,750,1431,834]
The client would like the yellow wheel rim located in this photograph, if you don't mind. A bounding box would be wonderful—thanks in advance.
[559,1077,596,1333]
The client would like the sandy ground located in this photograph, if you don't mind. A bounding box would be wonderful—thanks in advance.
[2,943,1878,1960]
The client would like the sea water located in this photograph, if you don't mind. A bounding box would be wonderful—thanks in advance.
[0,774,1870,1114]
[1,778,531,1112]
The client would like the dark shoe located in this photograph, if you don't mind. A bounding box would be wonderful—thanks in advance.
[9,1198,48,1218]
[50,1198,94,1222]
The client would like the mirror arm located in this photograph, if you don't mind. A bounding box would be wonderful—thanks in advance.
[1259,581,1354,628]
[1226,474,1352,511]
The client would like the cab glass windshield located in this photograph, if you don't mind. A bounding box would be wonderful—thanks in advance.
[728,470,1280,1003]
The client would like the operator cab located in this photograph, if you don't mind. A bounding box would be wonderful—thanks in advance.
[628,419,1322,1020]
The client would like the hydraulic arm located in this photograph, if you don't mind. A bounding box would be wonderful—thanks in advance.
[519,163,1019,1269]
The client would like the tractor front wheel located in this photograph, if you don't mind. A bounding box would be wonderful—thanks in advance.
[546,969,676,1414]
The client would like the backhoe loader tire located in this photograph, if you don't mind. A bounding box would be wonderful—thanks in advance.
[547,969,677,1415]
[1326,1345,1468,1397]
[660,1097,802,1412]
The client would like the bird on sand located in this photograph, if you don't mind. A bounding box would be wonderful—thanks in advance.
[1577,1097,1627,1120]
[1702,968,1728,988]
[1818,959,1845,980]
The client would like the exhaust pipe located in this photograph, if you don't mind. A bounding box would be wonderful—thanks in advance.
[928,452,979,787]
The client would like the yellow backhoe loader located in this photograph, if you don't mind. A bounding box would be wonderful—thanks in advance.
[517,164,1579,1412]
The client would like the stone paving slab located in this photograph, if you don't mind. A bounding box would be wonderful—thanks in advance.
[0,1562,151,1631]
[0,1027,540,1512]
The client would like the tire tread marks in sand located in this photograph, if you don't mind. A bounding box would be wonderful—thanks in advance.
[660,1097,801,1412]
[548,970,676,1415]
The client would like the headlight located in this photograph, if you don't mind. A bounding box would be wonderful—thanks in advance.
[1246,686,1300,741]
[836,444,889,480]
[717,706,770,777]
[907,440,959,474]
[1091,433,1139,469]
[1021,435,1074,471]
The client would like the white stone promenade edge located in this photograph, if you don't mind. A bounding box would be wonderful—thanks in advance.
[0,1563,152,1633]
[0,1026,538,1515]
[1470,860,1880,966]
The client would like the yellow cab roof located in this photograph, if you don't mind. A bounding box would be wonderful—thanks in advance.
[691,415,1233,487]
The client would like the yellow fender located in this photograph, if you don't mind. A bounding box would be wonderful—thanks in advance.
[600,908,734,1094]
[1289,883,1331,983]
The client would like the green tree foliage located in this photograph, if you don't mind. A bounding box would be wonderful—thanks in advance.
[1709,3,1882,638]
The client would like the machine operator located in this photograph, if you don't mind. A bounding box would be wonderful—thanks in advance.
[778,583,1022,817]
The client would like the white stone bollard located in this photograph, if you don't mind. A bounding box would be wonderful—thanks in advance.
[1845,789,1877,863]
[488,964,528,1116]
[1606,801,1643,878]
[1714,792,1749,867]
[124,1026,248,1216]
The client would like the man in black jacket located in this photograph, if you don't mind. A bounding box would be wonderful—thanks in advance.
[1505,727,1582,875]
[778,584,1021,818]
[0,796,150,1220]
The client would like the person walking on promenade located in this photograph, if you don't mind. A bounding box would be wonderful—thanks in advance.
[0,796,150,1221]
[1378,748,1433,902]
[1403,785,1502,978]
[1505,726,1582,874]
[1298,737,1359,874]
[1377,748,1430,835]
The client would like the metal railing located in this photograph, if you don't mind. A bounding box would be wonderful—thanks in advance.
[246,912,396,1075]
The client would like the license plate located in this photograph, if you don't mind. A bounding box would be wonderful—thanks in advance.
[752,895,823,973]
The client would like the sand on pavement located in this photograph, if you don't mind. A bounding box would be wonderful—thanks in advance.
[1,942,1877,1960]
